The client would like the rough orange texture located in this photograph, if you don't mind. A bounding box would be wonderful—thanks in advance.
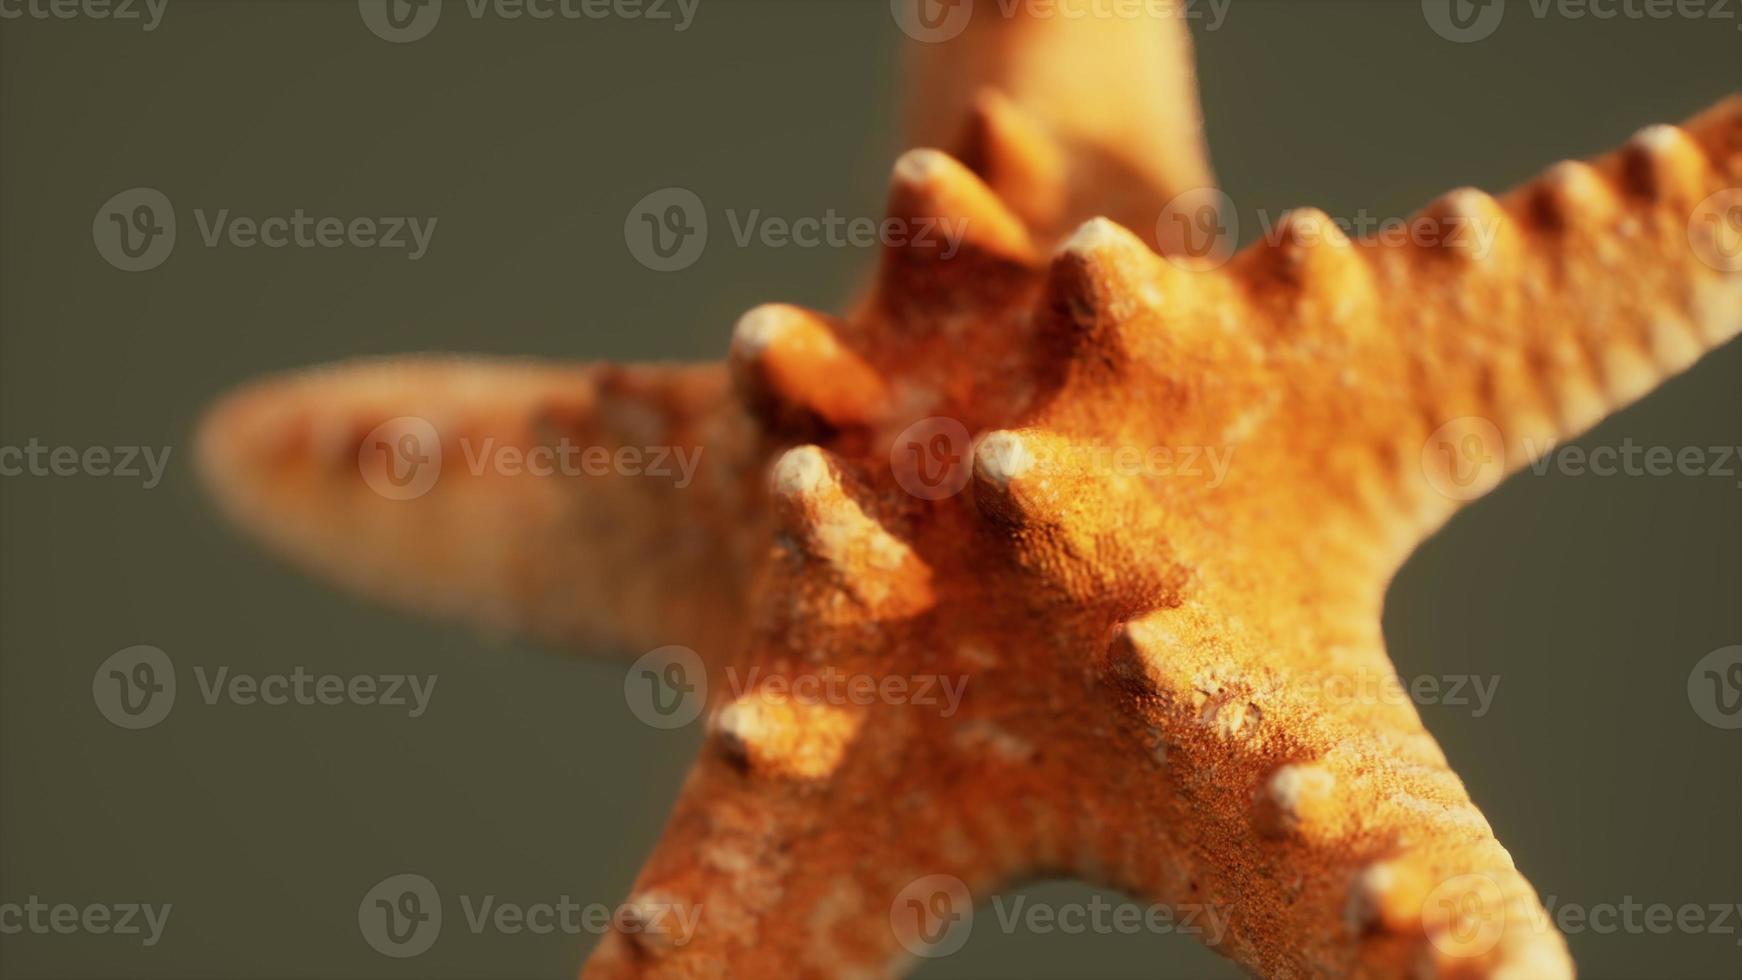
[195,8,1741,979]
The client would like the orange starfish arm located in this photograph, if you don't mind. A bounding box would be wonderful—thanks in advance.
[903,1,1216,249]
[196,357,763,654]
[1252,95,1742,560]
[575,96,1739,980]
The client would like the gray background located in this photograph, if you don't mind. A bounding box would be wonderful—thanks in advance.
[1,1,1739,977]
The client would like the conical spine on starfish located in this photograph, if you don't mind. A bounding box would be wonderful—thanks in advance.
[873,148,1038,320]
[971,428,1183,618]
[730,303,890,430]
[766,444,933,625]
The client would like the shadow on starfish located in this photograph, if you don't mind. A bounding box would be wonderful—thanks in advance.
[194,8,1741,978]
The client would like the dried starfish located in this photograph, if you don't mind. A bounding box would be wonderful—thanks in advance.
[195,8,1742,979]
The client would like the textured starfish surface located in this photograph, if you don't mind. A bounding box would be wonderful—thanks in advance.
[195,9,1742,979]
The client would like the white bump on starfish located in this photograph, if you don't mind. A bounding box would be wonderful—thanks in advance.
[1034,219,1171,372]
[732,308,889,428]
[1061,215,1142,258]
[1256,762,1336,838]
[1344,860,1408,935]
[731,303,792,357]
[770,446,930,612]
[884,147,1035,268]
[1276,206,1352,249]
[773,444,832,499]
[1537,160,1620,226]
[1623,123,1707,201]
[1253,206,1374,325]
[713,693,860,780]
[972,430,1037,492]
[617,889,689,955]
[1420,187,1511,264]
[969,429,1052,528]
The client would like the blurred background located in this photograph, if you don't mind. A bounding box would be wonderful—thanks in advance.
[1,1,1738,977]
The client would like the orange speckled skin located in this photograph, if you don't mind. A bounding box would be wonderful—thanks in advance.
[196,8,1741,979]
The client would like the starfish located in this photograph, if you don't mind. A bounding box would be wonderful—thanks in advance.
[194,8,1741,979]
